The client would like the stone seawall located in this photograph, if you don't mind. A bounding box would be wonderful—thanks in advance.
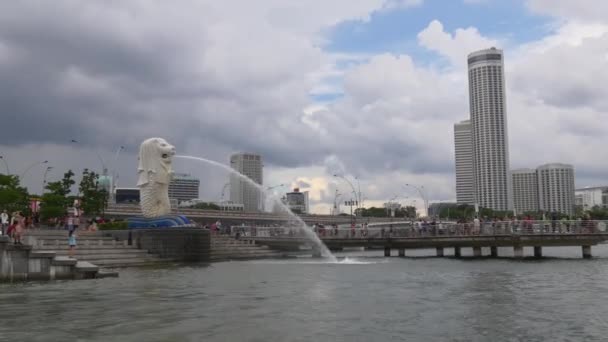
[103,229,210,262]
[0,236,99,282]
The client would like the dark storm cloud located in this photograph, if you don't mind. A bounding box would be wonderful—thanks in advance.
[0,1,454,180]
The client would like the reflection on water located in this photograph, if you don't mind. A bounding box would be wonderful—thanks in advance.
[1,246,608,341]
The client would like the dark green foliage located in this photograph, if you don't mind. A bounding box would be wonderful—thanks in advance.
[78,169,108,216]
[0,174,30,214]
[40,170,76,220]
[191,202,221,210]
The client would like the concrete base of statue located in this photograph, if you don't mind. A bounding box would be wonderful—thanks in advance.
[128,215,195,229]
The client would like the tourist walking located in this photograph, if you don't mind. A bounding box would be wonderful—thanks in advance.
[12,211,25,245]
[0,210,8,235]
[68,230,77,258]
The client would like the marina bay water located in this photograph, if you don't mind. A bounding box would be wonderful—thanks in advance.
[2,246,608,341]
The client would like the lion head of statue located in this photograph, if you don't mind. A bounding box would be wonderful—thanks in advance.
[137,137,176,186]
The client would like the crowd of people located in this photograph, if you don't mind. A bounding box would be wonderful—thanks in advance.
[0,208,106,257]
[0,210,33,245]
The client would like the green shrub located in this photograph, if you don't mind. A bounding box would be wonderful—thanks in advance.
[99,221,128,230]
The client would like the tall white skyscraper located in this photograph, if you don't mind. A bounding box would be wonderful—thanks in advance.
[511,169,538,214]
[468,47,512,211]
[537,163,575,216]
[454,120,474,204]
[230,153,263,212]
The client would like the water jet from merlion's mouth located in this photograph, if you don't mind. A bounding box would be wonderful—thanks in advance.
[175,155,337,261]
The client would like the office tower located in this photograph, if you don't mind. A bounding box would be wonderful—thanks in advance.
[230,153,263,212]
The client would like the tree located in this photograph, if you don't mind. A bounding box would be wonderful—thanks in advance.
[0,174,30,214]
[79,169,108,216]
[192,202,221,210]
[588,206,608,220]
[40,169,75,221]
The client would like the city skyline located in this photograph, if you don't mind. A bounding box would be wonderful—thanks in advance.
[1,1,607,214]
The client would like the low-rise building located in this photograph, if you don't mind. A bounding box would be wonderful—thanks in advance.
[575,186,608,210]
[283,188,309,214]
[168,173,200,203]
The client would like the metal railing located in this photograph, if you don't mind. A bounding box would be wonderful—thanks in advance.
[224,220,608,239]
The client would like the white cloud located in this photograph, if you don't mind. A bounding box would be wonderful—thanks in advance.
[526,0,608,23]
[2,1,608,215]
[417,20,499,68]
[382,0,424,10]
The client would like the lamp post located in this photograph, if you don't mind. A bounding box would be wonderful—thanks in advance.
[355,176,363,209]
[387,195,398,217]
[265,184,286,212]
[110,145,125,203]
[220,182,230,202]
[70,139,107,175]
[20,160,48,181]
[42,166,53,192]
[0,156,9,174]
[334,174,359,211]
[405,184,429,218]
[333,189,342,216]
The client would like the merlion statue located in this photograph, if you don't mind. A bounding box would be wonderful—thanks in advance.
[137,137,175,218]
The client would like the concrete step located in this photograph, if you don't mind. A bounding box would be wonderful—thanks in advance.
[211,246,272,251]
[26,232,109,238]
[30,251,57,258]
[211,242,259,247]
[34,237,126,247]
[210,253,284,261]
[50,252,151,259]
[75,261,99,273]
[90,258,165,267]
[35,245,139,250]
[210,250,283,257]
[52,256,78,266]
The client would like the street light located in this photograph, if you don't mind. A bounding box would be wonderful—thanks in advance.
[110,145,125,202]
[220,182,231,202]
[334,174,358,208]
[0,156,9,174]
[42,166,53,192]
[355,176,363,209]
[265,184,286,212]
[20,160,48,180]
[70,139,107,174]
[405,183,429,218]
[333,189,342,215]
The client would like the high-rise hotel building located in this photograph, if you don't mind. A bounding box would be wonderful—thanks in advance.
[467,47,512,211]
[230,153,263,212]
[454,120,474,204]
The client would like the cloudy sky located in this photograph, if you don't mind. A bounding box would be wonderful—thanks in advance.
[1,0,606,214]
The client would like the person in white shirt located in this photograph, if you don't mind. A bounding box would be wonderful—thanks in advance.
[0,210,8,235]
[473,217,481,235]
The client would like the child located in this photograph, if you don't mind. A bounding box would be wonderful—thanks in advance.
[6,223,16,243]
[68,230,77,258]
